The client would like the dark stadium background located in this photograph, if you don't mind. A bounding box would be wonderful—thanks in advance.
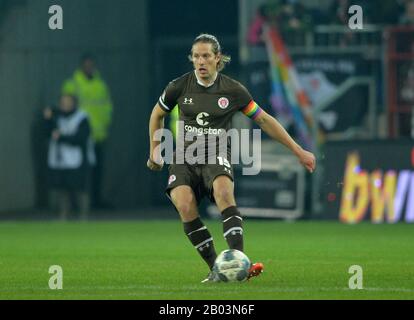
[1,0,414,223]
[0,0,240,216]
[1,0,414,301]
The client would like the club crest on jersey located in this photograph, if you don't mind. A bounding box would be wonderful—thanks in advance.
[218,97,229,109]
[168,175,176,185]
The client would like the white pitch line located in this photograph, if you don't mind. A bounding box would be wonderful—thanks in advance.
[1,286,414,295]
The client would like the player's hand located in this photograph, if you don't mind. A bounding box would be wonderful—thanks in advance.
[147,155,164,171]
[297,149,316,173]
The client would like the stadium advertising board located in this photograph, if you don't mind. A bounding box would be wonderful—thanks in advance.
[207,156,305,219]
[323,140,414,223]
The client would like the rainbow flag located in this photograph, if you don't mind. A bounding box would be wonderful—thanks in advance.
[263,25,315,150]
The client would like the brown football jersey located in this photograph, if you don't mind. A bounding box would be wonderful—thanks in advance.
[159,71,257,164]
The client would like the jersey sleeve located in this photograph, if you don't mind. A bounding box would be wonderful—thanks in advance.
[236,82,253,108]
[158,81,180,112]
[237,83,263,120]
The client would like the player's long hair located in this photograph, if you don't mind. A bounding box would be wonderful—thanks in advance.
[189,34,231,72]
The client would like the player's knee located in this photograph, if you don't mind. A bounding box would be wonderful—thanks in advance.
[175,202,192,216]
[174,194,196,217]
[214,187,234,205]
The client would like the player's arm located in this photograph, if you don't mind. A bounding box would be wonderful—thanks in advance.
[254,109,316,173]
[148,103,168,171]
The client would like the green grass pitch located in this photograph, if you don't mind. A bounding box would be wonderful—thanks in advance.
[0,219,413,300]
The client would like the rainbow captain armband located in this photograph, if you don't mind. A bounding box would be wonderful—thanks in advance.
[241,100,263,120]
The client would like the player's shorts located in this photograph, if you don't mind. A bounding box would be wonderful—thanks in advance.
[165,162,234,205]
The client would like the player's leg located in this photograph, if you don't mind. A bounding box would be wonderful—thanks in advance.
[169,184,217,270]
[57,190,70,221]
[170,185,199,222]
[212,175,244,252]
[209,171,264,280]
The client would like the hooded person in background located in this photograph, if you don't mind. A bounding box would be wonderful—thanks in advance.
[62,54,113,209]
[44,94,95,220]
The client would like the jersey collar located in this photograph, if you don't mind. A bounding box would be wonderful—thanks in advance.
[194,70,218,88]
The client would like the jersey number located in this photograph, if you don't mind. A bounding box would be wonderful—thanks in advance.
[217,157,231,168]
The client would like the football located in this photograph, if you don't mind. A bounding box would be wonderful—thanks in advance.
[213,249,251,282]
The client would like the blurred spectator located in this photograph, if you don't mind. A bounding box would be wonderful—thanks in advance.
[329,0,375,25]
[327,0,375,46]
[372,0,405,25]
[400,63,414,101]
[247,0,313,45]
[44,94,95,220]
[399,0,414,25]
[398,63,414,138]
[247,1,280,45]
[62,54,113,209]
[278,0,313,33]
[329,0,351,25]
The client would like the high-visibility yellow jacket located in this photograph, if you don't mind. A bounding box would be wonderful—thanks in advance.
[62,69,113,142]
[169,105,179,140]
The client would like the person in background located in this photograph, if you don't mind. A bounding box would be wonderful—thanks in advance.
[247,0,313,46]
[44,94,95,220]
[62,54,113,209]
[399,0,414,25]
[278,0,313,33]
